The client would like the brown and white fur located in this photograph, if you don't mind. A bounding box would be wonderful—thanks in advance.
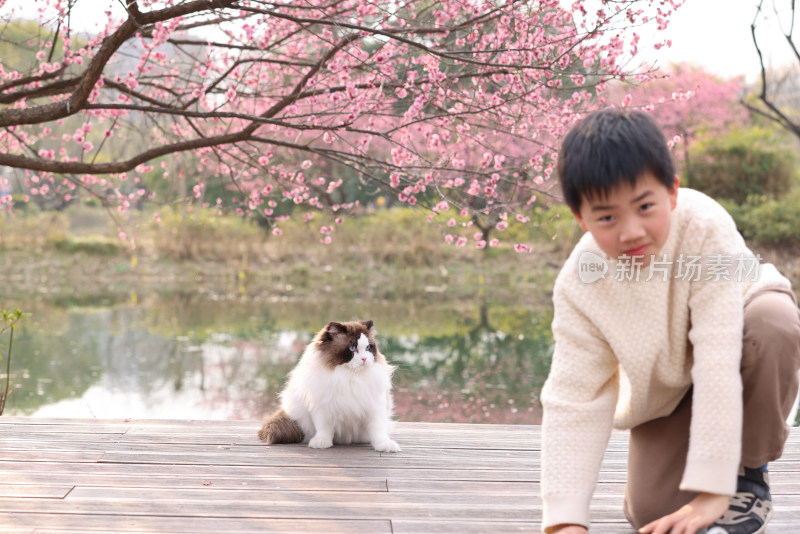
[258,320,400,452]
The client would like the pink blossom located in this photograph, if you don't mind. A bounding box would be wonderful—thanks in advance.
[1,0,680,230]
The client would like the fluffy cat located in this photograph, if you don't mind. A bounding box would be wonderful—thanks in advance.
[258,319,400,453]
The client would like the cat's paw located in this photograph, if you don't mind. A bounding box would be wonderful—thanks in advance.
[308,435,333,449]
[372,438,401,453]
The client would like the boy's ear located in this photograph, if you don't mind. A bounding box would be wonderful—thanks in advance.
[572,210,589,232]
[670,176,680,210]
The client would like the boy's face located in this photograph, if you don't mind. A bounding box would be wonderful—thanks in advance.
[573,172,679,266]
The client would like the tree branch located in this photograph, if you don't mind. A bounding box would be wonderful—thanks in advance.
[0,0,239,127]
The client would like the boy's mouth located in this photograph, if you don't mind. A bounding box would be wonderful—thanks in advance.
[623,245,648,257]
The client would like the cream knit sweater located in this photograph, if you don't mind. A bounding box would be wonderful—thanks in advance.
[540,188,794,530]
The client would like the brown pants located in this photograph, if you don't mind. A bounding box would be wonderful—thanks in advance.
[624,290,800,529]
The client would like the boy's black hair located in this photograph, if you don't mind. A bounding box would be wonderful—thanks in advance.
[557,108,676,213]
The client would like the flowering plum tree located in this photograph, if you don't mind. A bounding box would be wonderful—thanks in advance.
[0,0,682,248]
[607,63,746,187]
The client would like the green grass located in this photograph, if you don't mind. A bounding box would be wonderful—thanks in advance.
[3,200,795,307]
[0,204,573,306]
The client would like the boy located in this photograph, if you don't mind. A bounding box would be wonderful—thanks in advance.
[540,108,800,534]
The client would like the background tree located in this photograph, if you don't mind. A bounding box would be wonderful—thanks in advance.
[607,63,747,187]
[744,0,800,140]
[0,0,682,248]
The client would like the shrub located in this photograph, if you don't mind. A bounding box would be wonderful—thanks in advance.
[269,207,467,266]
[0,211,68,250]
[151,207,265,261]
[690,127,796,203]
[720,193,800,247]
[54,237,124,256]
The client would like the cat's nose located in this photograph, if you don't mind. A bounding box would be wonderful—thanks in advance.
[361,357,367,363]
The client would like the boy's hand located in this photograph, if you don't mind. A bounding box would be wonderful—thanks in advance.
[545,526,587,534]
[638,492,730,534]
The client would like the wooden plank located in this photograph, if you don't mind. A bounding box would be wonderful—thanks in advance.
[97,451,534,470]
[0,421,130,434]
[0,485,72,498]
[0,461,539,482]
[64,486,535,506]
[0,497,538,522]
[0,515,391,534]
[0,450,104,463]
[391,520,547,534]
[0,418,799,534]
[0,473,388,491]
[391,524,800,534]
[388,479,539,493]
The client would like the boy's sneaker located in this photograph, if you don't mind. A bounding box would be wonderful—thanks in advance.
[707,467,772,534]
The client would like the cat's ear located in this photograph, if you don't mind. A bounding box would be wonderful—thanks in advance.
[361,319,375,332]
[323,322,346,341]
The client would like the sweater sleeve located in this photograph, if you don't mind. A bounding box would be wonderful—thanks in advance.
[679,211,744,496]
[541,282,619,530]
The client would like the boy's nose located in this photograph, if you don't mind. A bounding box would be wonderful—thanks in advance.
[620,220,646,242]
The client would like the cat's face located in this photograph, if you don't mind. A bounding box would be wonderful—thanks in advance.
[316,320,378,371]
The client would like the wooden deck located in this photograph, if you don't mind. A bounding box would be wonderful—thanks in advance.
[1,418,799,533]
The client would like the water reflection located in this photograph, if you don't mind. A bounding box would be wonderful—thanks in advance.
[2,294,553,423]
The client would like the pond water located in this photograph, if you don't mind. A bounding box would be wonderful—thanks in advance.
[0,292,554,424]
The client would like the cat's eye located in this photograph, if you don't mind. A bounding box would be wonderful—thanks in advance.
[367,344,374,352]
[349,346,356,352]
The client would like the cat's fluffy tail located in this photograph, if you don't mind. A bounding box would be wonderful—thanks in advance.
[258,409,304,444]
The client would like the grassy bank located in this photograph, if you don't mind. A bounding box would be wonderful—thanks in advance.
[0,206,576,306]
[1,204,798,306]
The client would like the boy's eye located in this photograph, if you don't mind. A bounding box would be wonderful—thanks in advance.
[639,202,654,211]
[598,215,614,223]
